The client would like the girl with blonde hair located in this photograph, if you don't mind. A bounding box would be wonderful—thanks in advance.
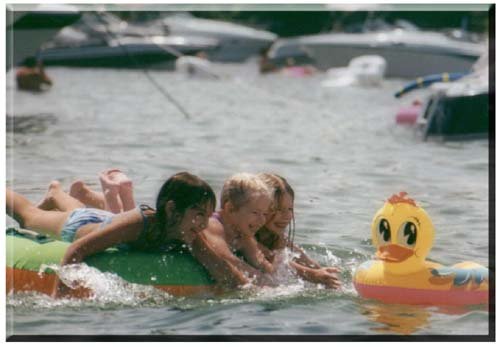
[191,173,276,287]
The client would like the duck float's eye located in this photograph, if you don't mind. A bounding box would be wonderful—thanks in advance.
[376,218,391,244]
[397,221,417,248]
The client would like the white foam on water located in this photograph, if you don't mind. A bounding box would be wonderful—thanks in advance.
[9,263,174,309]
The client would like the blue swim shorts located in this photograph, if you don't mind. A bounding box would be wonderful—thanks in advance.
[60,208,114,243]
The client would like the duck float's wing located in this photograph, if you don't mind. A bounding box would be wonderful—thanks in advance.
[431,266,489,286]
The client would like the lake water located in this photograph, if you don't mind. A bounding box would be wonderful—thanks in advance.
[5,59,490,339]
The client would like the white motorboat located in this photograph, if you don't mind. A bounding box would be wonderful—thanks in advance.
[38,35,218,69]
[159,13,277,62]
[322,55,387,87]
[38,13,219,68]
[267,27,484,78]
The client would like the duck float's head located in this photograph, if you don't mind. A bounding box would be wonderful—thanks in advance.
[371,192,434,275]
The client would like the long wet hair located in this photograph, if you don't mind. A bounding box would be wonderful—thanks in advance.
[257,173,296,250]
[155,172,216,231]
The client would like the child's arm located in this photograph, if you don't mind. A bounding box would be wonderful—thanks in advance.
[192,230,275,288]
[239,236,275,274]
[290,261,341,289]
[256,241,275,264]
[290,244,321,269]
[191,232,252,288]
[52,209,144,297]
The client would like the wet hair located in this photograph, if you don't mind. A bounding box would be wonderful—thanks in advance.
[220,173,271,211]
[257,173,296,249]
[23,57,37,68]
[156,172,216,230]
[258,173,295,206]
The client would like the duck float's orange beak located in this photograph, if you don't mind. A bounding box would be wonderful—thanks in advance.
[376,244,414,263]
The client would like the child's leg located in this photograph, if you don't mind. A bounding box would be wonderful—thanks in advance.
[99,169,124,214]
[69,180,106,210]
[119,178,136,212]
[37,181,85,212]
[7,188,71,238]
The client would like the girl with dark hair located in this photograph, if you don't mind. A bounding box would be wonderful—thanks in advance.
[255,173,341,289]
[6,172,216,297]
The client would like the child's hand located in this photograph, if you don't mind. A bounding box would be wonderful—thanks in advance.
[307,267,341,289]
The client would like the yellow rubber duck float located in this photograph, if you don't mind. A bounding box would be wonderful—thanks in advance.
[354,192,488,306]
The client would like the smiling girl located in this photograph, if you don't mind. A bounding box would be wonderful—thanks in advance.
[7,172,216,297]
[255,173,341,289]
[191,173,276,288]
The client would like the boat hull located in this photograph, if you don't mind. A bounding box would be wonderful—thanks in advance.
[268,31,483,78]
[38,41,217,69]
[422,92,489,140]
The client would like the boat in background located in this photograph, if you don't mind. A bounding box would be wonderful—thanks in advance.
[39,35,218,69]
[267,21,484,78]
[417,51,489,141]
[38,12,219,68]
[6,4,81,69]
[157,12,277,62]
[322,55,387,88]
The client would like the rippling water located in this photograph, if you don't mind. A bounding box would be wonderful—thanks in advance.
[5,60,490,338]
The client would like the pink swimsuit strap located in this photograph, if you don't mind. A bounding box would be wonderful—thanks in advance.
[211,211,223,224]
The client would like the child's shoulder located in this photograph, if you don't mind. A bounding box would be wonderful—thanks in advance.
[206,216,224,235]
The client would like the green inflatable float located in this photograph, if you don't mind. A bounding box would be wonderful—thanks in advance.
[6,228,216,297]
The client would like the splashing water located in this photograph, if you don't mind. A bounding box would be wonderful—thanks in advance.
[9,247,356,311]
[9,263,175,309]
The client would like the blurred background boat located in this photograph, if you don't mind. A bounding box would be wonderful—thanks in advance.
[37,11,277,68]
[156,12,278,62]
[322,55,387,87]
[266,20,485,78]
[38,12,219,69]
[417,50,489,140]
[6,4,81,70]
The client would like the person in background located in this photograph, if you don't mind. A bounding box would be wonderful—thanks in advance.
[258,46,278,74]
[256,173,340,289]
[16,57,53,92]
[280,57,317,77]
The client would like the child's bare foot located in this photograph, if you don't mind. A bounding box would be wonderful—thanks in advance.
[37,181,63,211]
[69,180,105,210]
[99,169,129,187]
[119,178,135,212]
[99,169,124,213]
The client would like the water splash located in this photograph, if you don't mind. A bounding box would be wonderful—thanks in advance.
[9,263,174,310]
[10,245,368,311]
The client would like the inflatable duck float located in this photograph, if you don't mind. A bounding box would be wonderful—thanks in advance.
[354,192,488,306]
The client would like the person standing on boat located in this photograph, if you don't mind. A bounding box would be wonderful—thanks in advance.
[16,57,53,92]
